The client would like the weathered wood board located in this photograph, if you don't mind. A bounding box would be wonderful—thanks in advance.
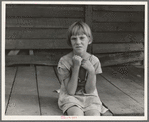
[101,67,144,107]
[93,43,143,53]
[6,39,71,49]
[6,18,83,28]
[5,67,17,109]
[93,23,144,32]
[36,66,62,115]
[98,52,144,67]
[6,28,67,39]
[93,5,144,11]
[6,66,40,115]
[96,74,144,116]
[111,66,144,87]
[93,11,144,22]
[6,52,144,67]
[6,55,58,66]
[6,5,84,18]
[93,32,144,43]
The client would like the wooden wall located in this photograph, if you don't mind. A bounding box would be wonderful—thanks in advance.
[5,4,144,66]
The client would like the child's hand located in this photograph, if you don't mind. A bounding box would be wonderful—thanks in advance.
[72,55,83,67]
[81,59,95,73]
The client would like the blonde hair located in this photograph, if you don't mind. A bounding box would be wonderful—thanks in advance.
[67,21,93,46]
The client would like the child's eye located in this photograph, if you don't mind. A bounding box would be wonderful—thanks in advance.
[80,37,85,40]
[71,37,77,40]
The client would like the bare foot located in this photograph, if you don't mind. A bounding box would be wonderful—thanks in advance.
[102,110,113,116]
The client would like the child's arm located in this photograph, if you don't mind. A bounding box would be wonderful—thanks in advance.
[85,69,96,94]
[81,60,96,94]
[65,55,82,95]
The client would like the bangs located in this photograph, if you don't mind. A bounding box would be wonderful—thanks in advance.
[71,25,85,36]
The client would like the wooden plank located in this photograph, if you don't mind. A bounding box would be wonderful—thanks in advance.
[96,54,143,66]
[17,50,29,55]
[8,50,20,55]
[6,52,144,67]
[5,50,11,55]
[121,61,143,66]
[129,61,143,66]
[6,39,71,49]
[101,67,144,107]
[6,5,84,18]
[6,66,40,115]
[36,66,62,115]
[93,32,144,43]
[93,22,144,32]
[98,52,144,67]
[93,11,144,22]
[34,49,71,56]
[127,66,144,78]
[111,66,144,87]
[93,43,144,53]
[96,74,144,115]
[5,67,17,109]
[6,18,83,28]
[85,5,93,28]
[93,5,145,12]
[6,28,67,39]
[6,55,58,66]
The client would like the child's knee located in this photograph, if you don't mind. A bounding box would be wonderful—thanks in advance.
[66,106,84,116]
[85,109,101,116]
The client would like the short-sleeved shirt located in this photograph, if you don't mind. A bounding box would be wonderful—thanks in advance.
[57,52,108,114]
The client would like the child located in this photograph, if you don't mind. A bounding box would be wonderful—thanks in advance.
[57,21,110,116]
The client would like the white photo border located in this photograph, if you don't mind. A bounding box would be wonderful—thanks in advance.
[1,1,148,121]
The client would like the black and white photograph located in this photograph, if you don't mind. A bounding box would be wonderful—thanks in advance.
[1,1,148,120]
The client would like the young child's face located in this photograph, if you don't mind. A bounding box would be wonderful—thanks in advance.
[70,34,91,54]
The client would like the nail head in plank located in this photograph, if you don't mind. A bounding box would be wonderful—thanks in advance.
[36,66,62,115]
[6,66,40,115]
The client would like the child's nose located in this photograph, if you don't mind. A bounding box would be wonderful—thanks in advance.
[76,38,81,44]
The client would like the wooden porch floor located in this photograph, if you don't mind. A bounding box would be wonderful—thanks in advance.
[5,65,144,116]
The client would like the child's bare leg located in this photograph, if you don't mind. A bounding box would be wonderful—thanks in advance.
[67,106,84,116]
[85,109,100,116]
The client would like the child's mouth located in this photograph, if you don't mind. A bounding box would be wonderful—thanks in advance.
[76,46,82,49]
